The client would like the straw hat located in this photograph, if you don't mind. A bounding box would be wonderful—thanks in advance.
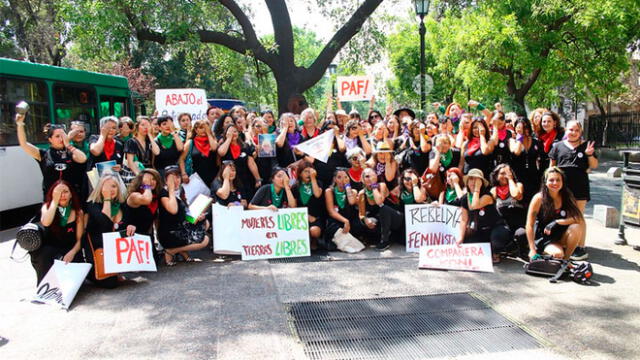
[463,168,489,187]
[373,141,393,153]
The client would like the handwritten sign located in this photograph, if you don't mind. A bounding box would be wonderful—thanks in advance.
[102,232,157,273]
[337,75,374,101]
[418,243,494,273]
[33,260,92,310]
[239,207,310,260]
[155,88,208,123]
[405,204,461,253]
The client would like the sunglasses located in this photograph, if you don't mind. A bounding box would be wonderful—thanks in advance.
[403,177,412,182]
[222,160,234,165]
[370,114,382,119]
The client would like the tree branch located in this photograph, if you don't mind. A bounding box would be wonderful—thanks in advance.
[265,0,294,67]
[303,0,384,89]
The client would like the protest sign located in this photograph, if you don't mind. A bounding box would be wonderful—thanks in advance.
[183,172,211,205]
[212,203,243,255]
[102,232,157,273]
[155,89,208,123]
[337,75,374,101]
[186,194,213,224]
[418,243,494,273]
[239,207,310,260]
[405,204,461,253]
[294,130,335,163]
[33,260,92,310]
[258,134,277,157]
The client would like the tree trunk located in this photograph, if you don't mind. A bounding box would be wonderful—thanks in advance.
[276,75,303,114]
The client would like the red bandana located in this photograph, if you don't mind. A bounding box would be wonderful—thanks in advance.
[148,196,158,215]
[498,128,508,141]
[466,138,480,156]
[193,136,210,157]
[349,167,363,182]
[104,139,115,160]
[496,185,510,200]
[230,143,241,159]
[301,126,319,139]
[539,129,557,153]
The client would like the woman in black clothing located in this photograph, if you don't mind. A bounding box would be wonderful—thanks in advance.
[439,168,465,205]
[462,120,494,177]
[122,116,161,185]
[366,142,398,189]
[158,166,210,266]
[397,168,428,207]
[249,168,297,210]
[89,116,125,170]
[154,116,184,177]
[122,169,163,256]
[343,119,372,155]
[537,111,564,167]
[489,110,512,166]
[324,168,372,246]
[456,168,510,263]
[489,164,528,257]
[509,118,543,206]
[179,119,218,187]
[248,117,277,184]
[358,168,402,250]
[428,135,463,183]
[16,113,87,197]
[291,161,324,245]
[522,167,585,260]
[211,161,247,207]
[84,173,130,288]
[218,124,262,198]
[345,147,366,191]
[275,113,300,168]
[30,181,84,284]
[213,113,235,141]
[300,119,349,189]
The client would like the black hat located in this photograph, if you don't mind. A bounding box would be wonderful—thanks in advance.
[393,107,416,119]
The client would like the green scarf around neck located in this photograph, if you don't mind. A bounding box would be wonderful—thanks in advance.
[110,201,121,217]
[440,150,453,167]
[365,188,375,201]
[71,140,90,156]
[445,187,458,203]
[401,190,415,204]
[298,182,313,206]
[270,184,284,208]
[334,187,346,209]
[58,204,72,226]
[156,133,174,149]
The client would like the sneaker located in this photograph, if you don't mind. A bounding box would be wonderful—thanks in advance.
[570,247,589,261]
[376,241,391,251]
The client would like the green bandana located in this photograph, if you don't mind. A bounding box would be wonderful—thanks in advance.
[120,134,133,143]
[110,201,121,217]
[58,205,72,226]
[298,182,313,206]
[445,187,458,203]
[270,184,284,208]
[401,190,415,204]
[71,140,90,156]
[467,193,474,205]
[365,188,375,201]
[334,187,346,209]
[268,125,277,134]
[440,150,453,167]
[156,133,174,149]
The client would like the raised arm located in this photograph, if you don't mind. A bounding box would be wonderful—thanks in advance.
[15,114,40,160]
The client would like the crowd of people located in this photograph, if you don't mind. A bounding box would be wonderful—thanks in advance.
[15,96,598,287]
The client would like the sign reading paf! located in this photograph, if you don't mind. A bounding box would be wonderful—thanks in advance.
[102,232,158,273]
[337,76,374,101]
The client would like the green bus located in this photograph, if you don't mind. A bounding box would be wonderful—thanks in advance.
[0,58,134,217]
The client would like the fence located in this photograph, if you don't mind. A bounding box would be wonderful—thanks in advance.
[587,112,640,147]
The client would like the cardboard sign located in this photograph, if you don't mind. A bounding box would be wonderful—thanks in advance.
[239,207,310,260]
[155,89,208,123]
[405,204,461,253]
[33,260,92,310]
[102,232,157,273]
[212,204,243,255]
[258,134,277,157]
[294,130,335,163]
[418,243,494,273]
[337,75,374,101]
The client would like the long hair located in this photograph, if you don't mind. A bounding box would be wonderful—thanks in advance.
[529,108,547,135]
[214,113,233,139]
[44,180,82,239]
[134,116,150,136]
[539,167,583,223]
[215,161,243,191]
[87,173,127,204]
[490,164,518,187]
[469,119,490,141]
[399,168,419,191]
[188,119,208,141]
[127,168,163,196]
[514,118,533,137]
[538,111,563,137]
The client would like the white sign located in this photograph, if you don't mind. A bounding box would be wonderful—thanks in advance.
[102,232,157,273]
[155,88,208,123]
[33,260,92,310]
[405,204,461,253]
[239,207,310,260]
[295,130,335,163]
[418,243,494,273]
[183,172,211,205]
[337,75,374,101]
[212,203,243,255]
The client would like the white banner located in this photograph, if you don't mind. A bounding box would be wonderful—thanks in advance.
[337,75,374,101]
[212,203,243,255]
[418,243,494,273]
[405,204,461,253]
[102,232,157,273]
[294,130,335,163]
[155,88,208,123]
[239,207,310,260]
[33,260,92,310]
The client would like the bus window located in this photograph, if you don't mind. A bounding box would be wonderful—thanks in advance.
[0,78,49,145]
[100,96,129,118]
[54,84,96,134]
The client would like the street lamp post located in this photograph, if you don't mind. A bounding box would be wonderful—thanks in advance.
[328,63,338,99]
[414,0,430,113]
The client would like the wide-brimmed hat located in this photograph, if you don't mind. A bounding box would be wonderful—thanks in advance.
[393,107,416,120]
[373,141,393,153]
[463,168,489,187]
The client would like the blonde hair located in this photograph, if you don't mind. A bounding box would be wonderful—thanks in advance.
[87,173,127,204]
[300,108,317,124]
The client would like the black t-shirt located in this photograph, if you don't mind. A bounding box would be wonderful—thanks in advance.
[85,201,120,248]
[403,147,431,176]
[292,181,325,218]
[88,135,124,168]
[158,188,186,233]
[221,142,256,196]
[124,137,153,169]
[276,131,299,168]
[250,184,290,208]
[211,178,245,206]
[429,148,461,181]
[122,195,158,235]
[190,142,219,187]
[548,141,593,170]
[459,190,501,231]
[37,148,84,195]
[493,130,512,166]
[154,138,181,175]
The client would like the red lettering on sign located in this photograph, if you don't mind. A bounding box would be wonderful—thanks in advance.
[116,238,129,264]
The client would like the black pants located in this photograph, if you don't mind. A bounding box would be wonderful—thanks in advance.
[466,223,511,253]
[378,205,405,246]
[30,245,79,285]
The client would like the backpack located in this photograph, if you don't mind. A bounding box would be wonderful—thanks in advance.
[569,262,593,285]
[524,256,570,283]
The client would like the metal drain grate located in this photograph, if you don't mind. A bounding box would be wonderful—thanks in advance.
[269,250,331,264]
[286,293,541,360]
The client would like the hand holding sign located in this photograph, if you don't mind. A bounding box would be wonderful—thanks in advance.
[102,232,157,273]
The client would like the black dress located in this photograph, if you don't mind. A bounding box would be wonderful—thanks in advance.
[276,131,300,168]
[190,143,219,187]
[221,142,257,199]
[154,138,181,176]
[211,179,246,206]
[157,189,189,249]
[549,141,593,201]
[509,138,543,206]
[84,201,122,288]
[30,220,80,284]
[37,148,84,197]
[493,130,513,167]
[459,191,510,253]
[464,147,493,178]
